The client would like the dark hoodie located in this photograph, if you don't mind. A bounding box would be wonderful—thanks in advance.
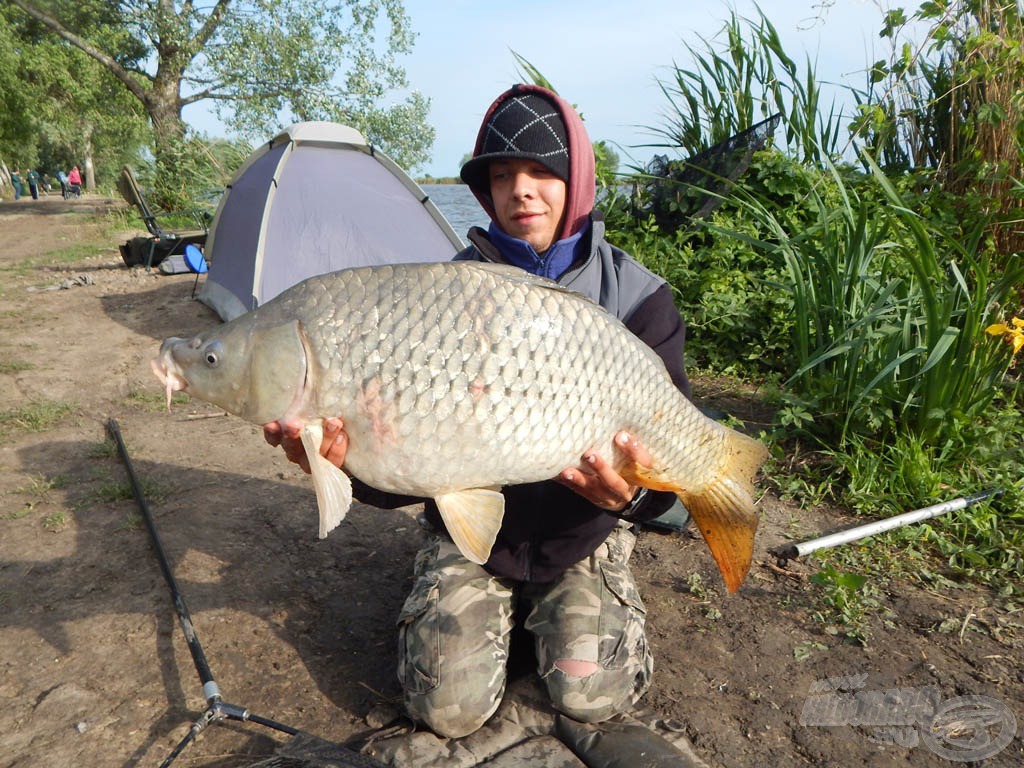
[353,85,691,583]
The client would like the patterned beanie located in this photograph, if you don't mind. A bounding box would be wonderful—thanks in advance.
[460,92,569,190]
[462,84,595,240]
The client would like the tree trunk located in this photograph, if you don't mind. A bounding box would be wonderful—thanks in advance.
[146,69,190,210]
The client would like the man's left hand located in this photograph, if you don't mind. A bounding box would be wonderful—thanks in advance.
[556,431,651,512]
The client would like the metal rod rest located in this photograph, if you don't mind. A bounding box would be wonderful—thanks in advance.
[106,418,301,767]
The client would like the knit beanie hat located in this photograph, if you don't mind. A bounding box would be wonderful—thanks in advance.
[461,84,596,240]
[460,92,570,188]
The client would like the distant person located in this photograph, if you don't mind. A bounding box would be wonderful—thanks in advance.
[67,166,82,197]
[26,168,40,200]
[10,168,23,200]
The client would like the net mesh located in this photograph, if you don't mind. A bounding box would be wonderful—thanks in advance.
[636,114,781,231]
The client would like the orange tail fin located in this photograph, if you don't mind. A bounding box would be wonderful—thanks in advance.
[627,430,766,593]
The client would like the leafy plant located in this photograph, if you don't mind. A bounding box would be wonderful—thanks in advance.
[852,1,1024,256]
[706,153,1024,444]
[809,565,874,644]
[642,6,842,165]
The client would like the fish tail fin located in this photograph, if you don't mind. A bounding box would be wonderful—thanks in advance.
[626,430,767,593]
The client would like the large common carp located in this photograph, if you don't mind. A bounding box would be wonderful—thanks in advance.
[153,262,767,591]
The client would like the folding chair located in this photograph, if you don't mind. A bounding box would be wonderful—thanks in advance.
[117,166,209,270]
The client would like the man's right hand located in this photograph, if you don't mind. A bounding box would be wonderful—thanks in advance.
[263,417,349,474]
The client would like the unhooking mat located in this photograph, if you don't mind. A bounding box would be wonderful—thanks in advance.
[249,676,709,768]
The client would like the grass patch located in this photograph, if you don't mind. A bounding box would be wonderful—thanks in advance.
[117,512,143,531]
[16,473,67,499]
[126,388,188,411]
[0,359,33,374]
[38,241,115,264]
[91,476,167,505]
[6,505,34,520]
[87,438,118,459]
[43,510,68,531]
[0,400,76,436]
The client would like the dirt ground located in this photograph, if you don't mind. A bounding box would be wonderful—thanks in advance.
[0,196,1021,768]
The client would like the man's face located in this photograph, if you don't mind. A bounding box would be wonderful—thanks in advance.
[489,159,567,253]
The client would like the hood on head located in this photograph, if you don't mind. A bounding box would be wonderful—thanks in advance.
[460,84,595,241]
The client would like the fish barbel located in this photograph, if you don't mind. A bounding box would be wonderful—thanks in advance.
[153,262,767,591]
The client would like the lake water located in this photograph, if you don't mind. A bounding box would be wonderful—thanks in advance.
[421,183,490,244]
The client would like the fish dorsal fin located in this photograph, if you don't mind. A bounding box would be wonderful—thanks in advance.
[434,488,505,565]
[300,422,353,539]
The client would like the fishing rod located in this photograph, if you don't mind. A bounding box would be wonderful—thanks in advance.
[106,418,300,767]
[769,487,1005,566]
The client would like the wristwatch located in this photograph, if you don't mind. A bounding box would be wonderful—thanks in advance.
[615,488,648,519]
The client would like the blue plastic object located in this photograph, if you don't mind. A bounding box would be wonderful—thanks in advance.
[184,243,208,273]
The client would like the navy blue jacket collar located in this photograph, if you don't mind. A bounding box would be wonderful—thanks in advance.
[486,220,591,280]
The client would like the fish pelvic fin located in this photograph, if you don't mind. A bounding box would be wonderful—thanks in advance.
[300,422,353,539]
[434,489,505,565]
[627,430,767,594]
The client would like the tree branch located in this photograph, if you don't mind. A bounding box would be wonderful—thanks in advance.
[191,0,233,52]
[7,0,153,105]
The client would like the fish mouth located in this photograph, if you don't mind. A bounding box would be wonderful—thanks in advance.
[151,348,188,410]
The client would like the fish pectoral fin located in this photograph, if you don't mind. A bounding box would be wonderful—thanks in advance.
[434,489,504,565]
[300,423,353,539]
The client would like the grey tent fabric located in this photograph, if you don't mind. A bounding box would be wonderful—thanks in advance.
[199,122,463,321]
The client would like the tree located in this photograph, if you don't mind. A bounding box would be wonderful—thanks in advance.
[0,4,149,190]
[0,9,35,190]
[7,0,434,206]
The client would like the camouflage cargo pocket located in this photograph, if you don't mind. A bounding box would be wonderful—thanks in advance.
[597,557,648,670]
[396,572,441,695]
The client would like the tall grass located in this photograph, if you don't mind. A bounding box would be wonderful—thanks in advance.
[708,155,1024,445]
[644,7,842,165]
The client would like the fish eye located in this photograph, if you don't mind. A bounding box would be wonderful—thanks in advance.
[204,341,223,367]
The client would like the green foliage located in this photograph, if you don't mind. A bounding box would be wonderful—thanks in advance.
[607,0,1024,604]
[6,0,435,206]
[697,153,1024,444]
[810,404,1024,597]
[644,6,841,165]
[0,3,148,183]
[851,1,1024,254]
[134,134,251,213]
[606,149,826,375]
[809,566,874,644]
[0,400,75,436]
[0,8,36,163]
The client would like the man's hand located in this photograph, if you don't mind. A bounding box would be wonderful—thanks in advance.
[263,417,349,474]
[555,431,651,512]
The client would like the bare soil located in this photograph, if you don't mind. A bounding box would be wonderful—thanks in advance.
[0,197,1020,767]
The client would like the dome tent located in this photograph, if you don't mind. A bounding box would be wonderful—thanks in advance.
[198,121,463,321]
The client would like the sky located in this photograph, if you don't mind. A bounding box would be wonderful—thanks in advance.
[187,0,894,178]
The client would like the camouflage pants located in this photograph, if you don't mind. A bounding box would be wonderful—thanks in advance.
[396,524,653,738]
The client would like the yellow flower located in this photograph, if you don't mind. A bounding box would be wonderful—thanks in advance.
[985,316,1024,355]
